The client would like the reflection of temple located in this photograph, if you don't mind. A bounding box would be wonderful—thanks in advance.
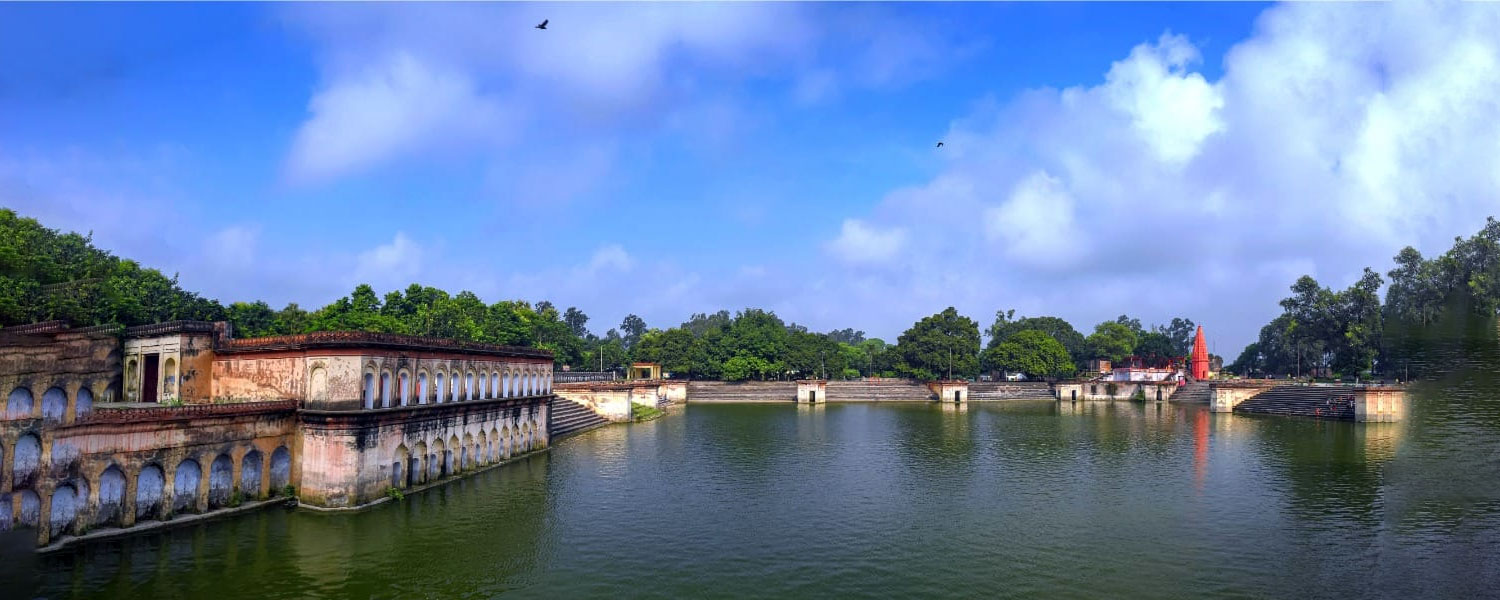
[1,320,557,548]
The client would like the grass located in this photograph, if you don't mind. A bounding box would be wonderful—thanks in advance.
[632,403,665,422]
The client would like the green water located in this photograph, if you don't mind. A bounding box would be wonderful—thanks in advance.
[14,364,1500,599]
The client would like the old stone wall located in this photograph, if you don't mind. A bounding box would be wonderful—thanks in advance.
[0,401,297,547]
[1,330,120,425]
[297,396,548,508]
[1054,380,1179,402]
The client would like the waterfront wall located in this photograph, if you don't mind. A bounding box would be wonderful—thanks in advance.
[968,382,1053,401]
[298,395,547,508]
[686,381,796,403]
[1,401,297,547]
[1054,380,1179,402]
[1210,382,1279,413]
[1354,387,1405,422]
[554,381,667,421]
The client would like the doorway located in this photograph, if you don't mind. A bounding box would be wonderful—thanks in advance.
[143,354,160,403]
[954,391,961,403]
[809,391,817,403]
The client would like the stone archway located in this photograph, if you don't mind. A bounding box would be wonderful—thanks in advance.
[172,459,202,513]
[96,465,127,527]
[241,449,264,499]
[135,464,165,520]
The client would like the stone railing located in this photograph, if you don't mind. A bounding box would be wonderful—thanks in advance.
[78,400,298,424]
[554,371,617,383]
[122,320,218,336]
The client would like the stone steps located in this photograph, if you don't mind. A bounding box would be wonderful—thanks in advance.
[1234,386,1355,420]
[968,382,1054,401]
[686,381,796,402]
[1171,381,1211,403]
[549,397,610,438]
[825,380,934,402]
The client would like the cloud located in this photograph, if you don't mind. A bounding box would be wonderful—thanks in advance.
[811,1,1500,350]
[827,219,909,265]
[285,52,516,183]
[353,232,424,289]
[582,244,634,276]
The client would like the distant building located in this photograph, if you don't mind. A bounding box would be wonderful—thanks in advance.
[1191,326,1210,380]
[627,362,662,380]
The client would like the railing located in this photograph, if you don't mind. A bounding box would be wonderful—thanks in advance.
[122,320,218,336]
[78,400,298,424]
[554,371,617,383]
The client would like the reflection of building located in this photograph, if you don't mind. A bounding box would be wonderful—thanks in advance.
[2,320,557,548]
[627,362,661,380]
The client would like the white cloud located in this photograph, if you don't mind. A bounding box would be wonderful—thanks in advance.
[285,52,515,183]
[813,1,1500,350]
[827,219,909,265]
[353,232,424,288]
[582,244,634,276]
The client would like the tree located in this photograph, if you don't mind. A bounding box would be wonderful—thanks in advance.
[892,307,981,380]
[1134,332,1176,360]
[721,355,773,382]
[1086,321,1138,363]
[986,310,1087,367]
[981,330,1076,379]
[563,307,590,338]
[1154,317,1196,356]
[227,301,278,338]
[619,314,647,350]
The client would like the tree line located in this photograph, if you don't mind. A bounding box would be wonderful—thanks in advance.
[2,207,1208,380]
[1228,217,1500,379]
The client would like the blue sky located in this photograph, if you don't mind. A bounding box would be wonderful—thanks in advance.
[4,1,1499,355]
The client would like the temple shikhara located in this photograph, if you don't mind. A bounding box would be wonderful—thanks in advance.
[1,320,559,547]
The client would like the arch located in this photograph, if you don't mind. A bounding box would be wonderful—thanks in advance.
[0,493,8,530]
[96,465,127,526]
[162,357,179,400]
[241,449,263,499]
[379,370,393,409]
[466,372,476,401]
[18,489,40,527]
[501,370,511,397]
[49,483,79,535]
[362,371,376,410]
[13,433,41,488]
[430,438,447,479]
[208,454,233,509]
[450,373,460,403]
[490,427,501,461]
[135,464,165,520]
[411,440,427,485]
[393,444,409,488]
[434,372,446,404]
[398,369,411,407]
[124,358,139,400]
[448,435,460,474]
[490,372,499,399]
[74,386,94,419]
[476,430,488,464]
[501,424,512,458]
[7,387,34,419]
[172,459,202,513]
[462,433,475,470]
[309,366,330,403]
[417,371,429,405]
[269,446,291,492]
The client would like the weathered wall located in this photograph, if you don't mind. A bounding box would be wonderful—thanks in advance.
[213,351,555,410]
[1209,382,1279,413]
[796,380,827,403]
[0,401,297,547]
[927,380,968,403]
[297,396,548,508]
[967,382,1053,401]
[554,382,658,421]
[660,381,687,404]
[1054,381,1179,402]
[1354,387,1406,422]
[213,356,309,403]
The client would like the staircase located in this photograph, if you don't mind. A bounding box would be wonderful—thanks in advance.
[826,379,934,402]
[549,397,611,439]
[686,381,796,402]
[968,382,1054,401]
[1171,381,1211,403]
[1233,385,1356,420]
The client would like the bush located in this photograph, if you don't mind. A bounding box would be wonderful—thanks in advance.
[385,487,404,502]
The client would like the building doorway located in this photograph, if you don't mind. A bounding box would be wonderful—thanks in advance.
[142,354,160,403]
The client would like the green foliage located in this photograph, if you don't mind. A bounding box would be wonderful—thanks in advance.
[631,402,664,422]
[228,489,244,508]
[1086,321,1138,362]
[281,485,297,498]
[1135,332,1176,359]
[385,487,405,501]
[892,307,980,381]
[722,355,774,381]
[981,330,1076,380]
[986,310,1088,368]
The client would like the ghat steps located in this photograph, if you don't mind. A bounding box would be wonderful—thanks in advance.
[967,382,1054,401]
[686,381,796,402]
[1171,381,1211,403]
[1234,385,1356,420]
[825,380,934,402]
[549,397,611,439]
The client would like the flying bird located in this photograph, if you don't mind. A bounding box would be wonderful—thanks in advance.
[936,142,944,148]
[535,19,548,30]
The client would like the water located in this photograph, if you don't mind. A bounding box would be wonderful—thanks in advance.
[14,356,1500,599]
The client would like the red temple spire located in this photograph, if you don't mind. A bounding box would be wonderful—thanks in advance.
[1191,325,1209,380]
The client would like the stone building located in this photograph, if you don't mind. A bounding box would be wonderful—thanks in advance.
[0,321,556,548]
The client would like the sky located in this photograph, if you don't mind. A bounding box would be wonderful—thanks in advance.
[3,1,1499,356]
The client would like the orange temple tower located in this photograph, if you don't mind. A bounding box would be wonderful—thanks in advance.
[1190,325,1209,380]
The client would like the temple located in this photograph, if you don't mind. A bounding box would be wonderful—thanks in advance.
[1191,326,1210,380]
[0,320,556,547]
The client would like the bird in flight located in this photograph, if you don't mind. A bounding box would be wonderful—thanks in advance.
[936,142,944,148]
[536,19,548,30]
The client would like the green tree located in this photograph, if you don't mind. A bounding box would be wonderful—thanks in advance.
[892,307,981,380]
[981,330,1076,379]
[986,310,1087,367]
[1086,321,1138,363]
